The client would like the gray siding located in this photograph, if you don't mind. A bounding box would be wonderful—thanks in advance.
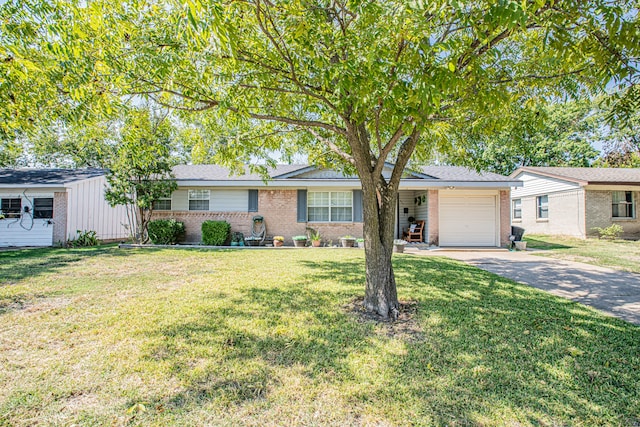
[211,190,247,212]
[171,190,189,211]
[171,189,250,212]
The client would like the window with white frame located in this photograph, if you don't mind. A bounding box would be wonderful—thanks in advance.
[308,191,353,222]
[153,198,172,211]
[537,195,548,219]
[188,190,210,211]
[33,198,54,219]
[0,198,21,218]
[612,191,635,218]
[512,199,522,220]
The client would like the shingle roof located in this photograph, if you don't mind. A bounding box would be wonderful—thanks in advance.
[0,168,105,185]
[513,167,640,185]
[172,164,309,181]
[419,166,516,182]
[172,163,516,183]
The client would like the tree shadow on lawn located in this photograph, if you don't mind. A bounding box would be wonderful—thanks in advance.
[391,256,640,424]
[0,245,132,314]
[524,236,572,250]
[131,288,378,424]
[137,255,640,425]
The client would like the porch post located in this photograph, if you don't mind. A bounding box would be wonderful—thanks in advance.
[427,190,439,246]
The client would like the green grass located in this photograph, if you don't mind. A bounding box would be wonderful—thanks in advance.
[525,234,640,273]
[0,246,639,426]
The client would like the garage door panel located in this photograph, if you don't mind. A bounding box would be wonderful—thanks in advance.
[440,196,497,246]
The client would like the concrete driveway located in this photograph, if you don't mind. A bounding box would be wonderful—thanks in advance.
[407,248,640,325]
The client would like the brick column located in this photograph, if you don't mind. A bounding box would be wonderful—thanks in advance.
[53,191,68,245]
[427,190,439,245]
[499,190,511,247]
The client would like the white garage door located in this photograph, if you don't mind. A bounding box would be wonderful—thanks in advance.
[440,195,497,246]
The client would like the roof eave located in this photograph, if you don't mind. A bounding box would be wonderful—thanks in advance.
[512,167,588,185]
[0,184,69,189]
[586,181,640,186]
[175,178,521,188]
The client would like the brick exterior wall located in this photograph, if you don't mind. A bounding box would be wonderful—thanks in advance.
[499,190,511,246]
[152,187,510,246]
[427,190,439,245]
[152,189,363,245]
[513,189,586,238]
[585,190,640,239]
[52,191,68,245]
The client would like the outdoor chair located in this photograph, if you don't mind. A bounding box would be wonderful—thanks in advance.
[404,220,425,243]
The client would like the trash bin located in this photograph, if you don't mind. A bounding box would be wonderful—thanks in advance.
[511,226,525,242]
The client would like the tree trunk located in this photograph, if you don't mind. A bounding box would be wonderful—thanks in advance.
[138,205,151,244]
[346,124,419,320]
[361,183,400,320]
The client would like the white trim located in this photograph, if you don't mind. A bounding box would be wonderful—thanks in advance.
[307,190,354,222]
[176,179,520,189]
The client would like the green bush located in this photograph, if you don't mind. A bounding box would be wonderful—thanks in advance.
[592,224,624,240]
[148,219,185,245]
[68,230,99,247]
[202,220,231,246]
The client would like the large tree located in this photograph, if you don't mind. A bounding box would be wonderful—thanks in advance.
[3,0,638,318]
[441,101,602,175]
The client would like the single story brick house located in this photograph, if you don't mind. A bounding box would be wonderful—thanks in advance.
[0,168,129,247]
[153,164,521,247]
[510,167,640,239]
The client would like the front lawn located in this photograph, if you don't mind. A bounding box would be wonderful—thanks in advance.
[1,246,638,426]
[525,234,640,273]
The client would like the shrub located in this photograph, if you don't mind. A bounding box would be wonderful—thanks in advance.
[308,229,321,241]
[68,230,99,247]
[292,235,307,241]
[592,224,624,240]
[202,220,231,245]
[148,219,185,245]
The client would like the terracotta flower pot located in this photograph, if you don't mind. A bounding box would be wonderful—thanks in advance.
[273,240,284,247]
[312,240,321,247]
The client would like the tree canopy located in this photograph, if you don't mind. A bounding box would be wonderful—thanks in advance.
[103,109,178,243]
[1,0,638,317]
[442,100,603,175]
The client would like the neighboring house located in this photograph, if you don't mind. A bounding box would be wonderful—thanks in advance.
[510,167,640,239]
[152,164,521,247]
[0,169,129,247]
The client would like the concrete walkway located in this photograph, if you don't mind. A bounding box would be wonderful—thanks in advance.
[406,247,640,325]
